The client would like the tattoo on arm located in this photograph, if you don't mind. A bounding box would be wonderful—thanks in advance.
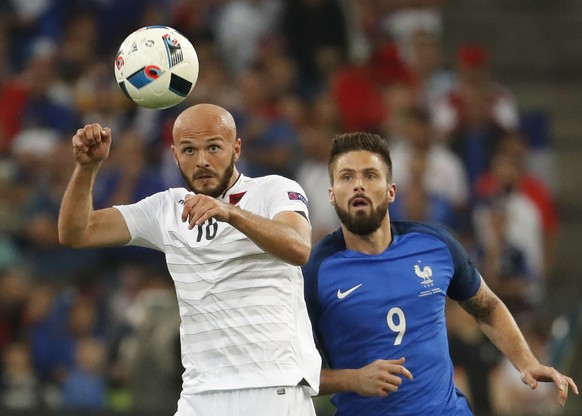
[460,288,500,325]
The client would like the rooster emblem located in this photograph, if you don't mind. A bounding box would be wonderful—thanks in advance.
[414,264,433,285]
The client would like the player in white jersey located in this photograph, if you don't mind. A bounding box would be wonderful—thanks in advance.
[58,103,321,415]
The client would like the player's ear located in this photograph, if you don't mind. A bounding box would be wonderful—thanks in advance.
[233,138,241,162]
[171,145,179,167]
[388,183,396,203]
[328,188,335,205]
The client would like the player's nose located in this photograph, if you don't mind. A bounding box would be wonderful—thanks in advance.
[195,151,210,167]
[353,176,365,191]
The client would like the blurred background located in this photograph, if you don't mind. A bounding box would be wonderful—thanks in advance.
[0,0,581,415]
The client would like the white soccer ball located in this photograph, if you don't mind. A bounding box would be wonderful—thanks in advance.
[114,26,199,110]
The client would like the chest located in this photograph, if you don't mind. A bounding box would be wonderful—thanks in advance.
[162,193,266,255]
[317,245,455,340]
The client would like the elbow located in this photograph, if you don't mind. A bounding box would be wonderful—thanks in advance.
[58,233,77,248]
[58,229,84,249]
[58,229,71,247]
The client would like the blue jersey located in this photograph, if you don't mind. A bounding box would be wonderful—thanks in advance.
[303,221,481,416]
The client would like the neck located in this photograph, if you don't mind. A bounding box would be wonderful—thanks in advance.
[342,217,393,255]
[220,168,241,198]
[228,168,241,187]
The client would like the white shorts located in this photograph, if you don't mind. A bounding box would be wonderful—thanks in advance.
[174,386,316,416]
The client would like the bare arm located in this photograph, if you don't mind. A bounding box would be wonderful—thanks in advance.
[182,193,311,265]
[320,358,413,396]
[58,124,131,248]
[460,278,578,406]
[229,208,311,265]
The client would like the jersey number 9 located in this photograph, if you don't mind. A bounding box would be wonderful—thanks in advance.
[387,307,406,346]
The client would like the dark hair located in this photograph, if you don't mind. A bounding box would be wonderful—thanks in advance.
[328,132,392,183]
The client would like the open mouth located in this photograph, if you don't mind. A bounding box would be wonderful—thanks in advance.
[350,197,370,208]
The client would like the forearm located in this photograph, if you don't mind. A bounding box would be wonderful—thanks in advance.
[58,164,100,247]
[461,281,539,373]
[478,299,539,372]
[320,368,356,395]
[319,358,413,397]
[228,208,310,265]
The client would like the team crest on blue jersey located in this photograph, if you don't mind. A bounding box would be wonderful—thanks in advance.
[414,263,433,285]
[287,191,307,205]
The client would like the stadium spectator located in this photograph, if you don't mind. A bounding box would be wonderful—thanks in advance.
[0,341,41,410]
[432,44,519,186]
[214,0,284,77]
[472,145,545,283]
[475,131,559,279]
[61,337,107,409]
[281,0,349,97]
[471,196,537,325]
[399,28,455,112]
[389,107,470,230]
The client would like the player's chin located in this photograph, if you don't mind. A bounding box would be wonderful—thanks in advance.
[192,181,221,197]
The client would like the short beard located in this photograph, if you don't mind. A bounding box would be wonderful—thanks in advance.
[334,198,389,236]
[179,155,235,198]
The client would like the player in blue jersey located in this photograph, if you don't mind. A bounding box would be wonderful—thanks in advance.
[302,132,578,415]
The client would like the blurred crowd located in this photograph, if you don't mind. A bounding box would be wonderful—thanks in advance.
[0,1,565,415]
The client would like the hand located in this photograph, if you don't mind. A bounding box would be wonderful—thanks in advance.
[181,193,232,228]
[520,364,579,407]
[350,358,413,397]
[72,123,112,167]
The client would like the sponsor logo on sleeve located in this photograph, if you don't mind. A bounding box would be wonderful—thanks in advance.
[287,191,307,205]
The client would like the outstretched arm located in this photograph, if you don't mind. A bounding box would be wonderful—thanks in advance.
[58,124,131,248]
[319,358,413,397]
[182,193,311,265]
[460,278,579,407]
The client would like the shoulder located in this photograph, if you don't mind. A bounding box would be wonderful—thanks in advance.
[251,174,308,200]
[302,229,345,313]
[146,188,189,208]
[303,229,345,279]
[116,188,179,208]
[392,220,453,239]
[124,189,188,218]
[254,174,301,188]
[392,221,464,254]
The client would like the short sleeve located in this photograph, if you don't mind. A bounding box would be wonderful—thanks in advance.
[262,176,310,221]
[114,191,167,251]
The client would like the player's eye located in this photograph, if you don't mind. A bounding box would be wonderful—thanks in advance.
[367,173,377,180]
[209,144,220,152]
[184,147,194,154]
[341,174,352,181]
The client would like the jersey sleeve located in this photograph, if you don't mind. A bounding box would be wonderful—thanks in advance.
[114,191,167,252]
[439,227,482,301]
[262,175,310,221]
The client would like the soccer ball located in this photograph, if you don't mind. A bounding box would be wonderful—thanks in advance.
[114,26,199,109]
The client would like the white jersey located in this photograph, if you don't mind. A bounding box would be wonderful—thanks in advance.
[115,174,321,395]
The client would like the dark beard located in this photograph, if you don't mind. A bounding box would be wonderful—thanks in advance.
[179,156,235,198]
[334,198,389,236]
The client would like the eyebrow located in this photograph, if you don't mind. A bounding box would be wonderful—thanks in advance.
[337,167,381,175]
[178,136,225,146]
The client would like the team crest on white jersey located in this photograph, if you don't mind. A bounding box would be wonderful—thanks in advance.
[414,264,433,285]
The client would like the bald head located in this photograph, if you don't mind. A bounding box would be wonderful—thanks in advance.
[171,103,241,196]
[173,103,237,145]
